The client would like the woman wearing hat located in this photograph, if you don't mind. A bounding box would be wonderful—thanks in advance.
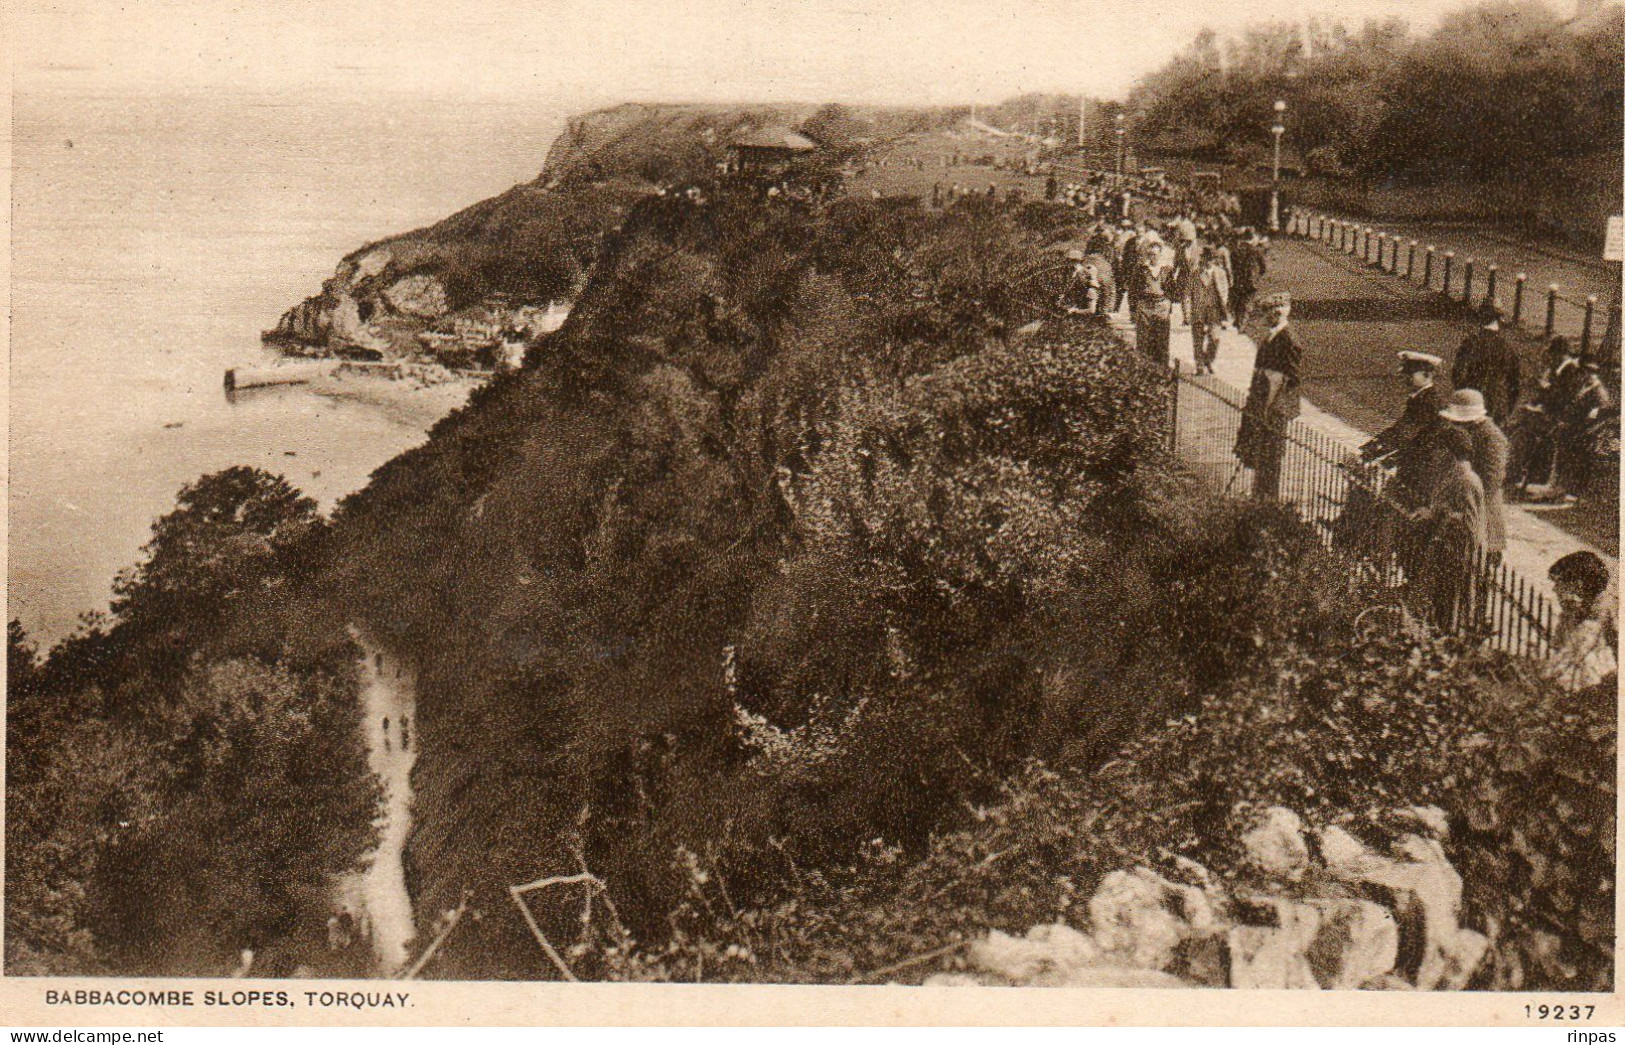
[1133,235,1174,365]
[1545,551,1618,692]
[1412,424,1488,632]
[1439,387,1509,567]
[1235,291,1301,499]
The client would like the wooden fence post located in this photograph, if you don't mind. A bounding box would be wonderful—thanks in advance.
[1424,246,1435,287]
[1583,295,1597,356]
[1443,252,1454,297]
[1546,285,1559,338]
[1513,273,1526,326]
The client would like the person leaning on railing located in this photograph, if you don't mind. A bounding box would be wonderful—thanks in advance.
[1409,425,1487,633]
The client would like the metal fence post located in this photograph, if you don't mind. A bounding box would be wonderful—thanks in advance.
[1424,246,1434,287]
[1407,240,1417,278]
[1486,265,1497,309]
[1583,295,1597,356]
[1546,285,1559,338]
[1463,259,1474,306]
[1378,233,1388,269]
[1443,252,1454,298]
[1513,273,1526,326]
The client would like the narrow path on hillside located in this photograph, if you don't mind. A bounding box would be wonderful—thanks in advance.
[339,625,418,973]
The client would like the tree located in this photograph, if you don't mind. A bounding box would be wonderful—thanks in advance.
[108,467,322,678]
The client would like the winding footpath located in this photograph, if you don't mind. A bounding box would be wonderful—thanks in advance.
[339,626,419,973]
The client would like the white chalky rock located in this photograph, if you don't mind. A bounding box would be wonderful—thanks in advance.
[1241,806,1311,882]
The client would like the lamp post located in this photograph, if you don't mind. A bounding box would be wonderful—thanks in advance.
[1269,99,1286,232]
[1114,113,1126,178]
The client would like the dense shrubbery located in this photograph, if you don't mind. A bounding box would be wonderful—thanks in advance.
[308,185,1517,980]
[601,631,1611,989]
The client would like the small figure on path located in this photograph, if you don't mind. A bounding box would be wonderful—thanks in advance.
[1451,302,1521,428]
[1235,291,1301,500]
[382,716,391,752]
[401,715,412,752]
[1509,338,1579,493]
[1545,550,1618,692]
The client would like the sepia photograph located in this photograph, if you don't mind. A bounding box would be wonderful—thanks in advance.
[4,0,1623,1023]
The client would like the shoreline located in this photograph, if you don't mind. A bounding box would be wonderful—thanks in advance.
[305,366,482,432]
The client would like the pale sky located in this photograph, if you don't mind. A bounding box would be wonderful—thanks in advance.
[11,0,1575,105]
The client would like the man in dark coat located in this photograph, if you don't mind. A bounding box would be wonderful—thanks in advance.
[1236,291,1302,499]
[1229,230,1267,328]
[1451,303,1521,427]
[1363,350,1446,509]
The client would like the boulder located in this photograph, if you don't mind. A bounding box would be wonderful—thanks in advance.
[948,923,1197,988]
[1227,905,1321,990]
[1089,867,1219,970]
[1241,807,1311,883]
[1305,899,1400,989]
[966,923,1102,983]
[1319,827,1485,990]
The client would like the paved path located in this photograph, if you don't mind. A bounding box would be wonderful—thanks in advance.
[337,625,419,973]
[1103,304,1612,606]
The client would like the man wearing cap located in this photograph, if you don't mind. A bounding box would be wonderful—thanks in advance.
[1440,388,1509,565]
[1363,351,1446,507]
[1235,291,1301,498]
[1229,229,1267,328]
[1451,303,1521,427]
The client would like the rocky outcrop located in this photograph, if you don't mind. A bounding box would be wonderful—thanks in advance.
[928,805,1489,990]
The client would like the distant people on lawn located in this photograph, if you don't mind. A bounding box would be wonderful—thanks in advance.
[1546,550,1618,692]
[1413,424,1488,632]
[1451,302,1521,428]
[1235,291,1301,500]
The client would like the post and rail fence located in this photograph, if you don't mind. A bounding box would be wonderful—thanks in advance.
[1288,210,1621,365]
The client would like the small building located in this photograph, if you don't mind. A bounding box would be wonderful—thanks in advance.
[730,128,820,176]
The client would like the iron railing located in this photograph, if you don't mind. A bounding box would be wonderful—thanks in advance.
[1167,365,1558,659]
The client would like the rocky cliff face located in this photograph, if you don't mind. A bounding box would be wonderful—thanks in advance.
[268,102,820,361]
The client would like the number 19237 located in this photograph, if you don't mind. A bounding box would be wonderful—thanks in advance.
[1526,1003,1596,1020]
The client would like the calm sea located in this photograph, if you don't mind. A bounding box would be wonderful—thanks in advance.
[10,88,570,644]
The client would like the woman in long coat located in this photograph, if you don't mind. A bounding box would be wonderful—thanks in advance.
[1235,292,1301,499]
[1414,425,1488,632]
